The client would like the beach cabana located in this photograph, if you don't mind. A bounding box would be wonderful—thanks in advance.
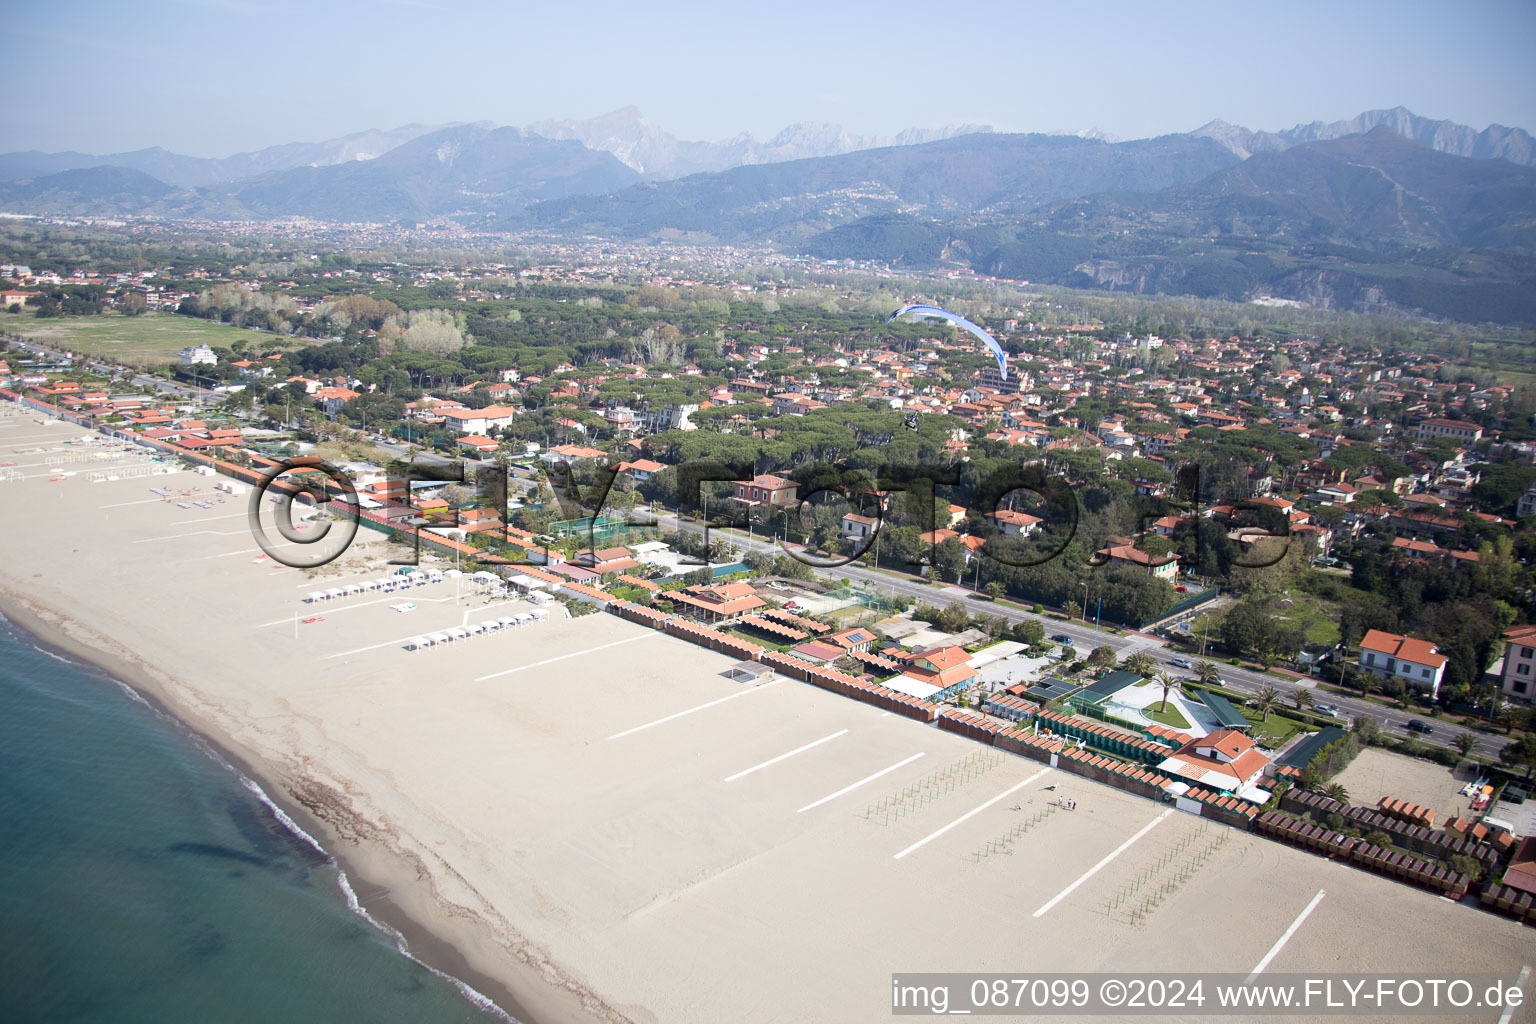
[407,636,429,651]
[306,591,326,603]
[427,631,450,645]
[497,616,516,629]
[467,623,485,637]
[448,627,468,641]
[325,587,344,600]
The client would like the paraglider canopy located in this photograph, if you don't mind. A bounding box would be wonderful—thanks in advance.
[886,303,1007,381]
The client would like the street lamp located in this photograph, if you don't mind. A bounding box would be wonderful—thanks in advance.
[1078,578,1102,646]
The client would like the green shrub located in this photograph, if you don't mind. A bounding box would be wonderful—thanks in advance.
[1364,830,1395,849]
[1448,854,1484,883]
[1303,731,1363,785]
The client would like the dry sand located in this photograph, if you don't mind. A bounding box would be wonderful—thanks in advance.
[1,413,1532,1024]
[1333,747,1487,824]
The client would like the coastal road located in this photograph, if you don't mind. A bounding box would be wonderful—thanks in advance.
[646,506,1507,763]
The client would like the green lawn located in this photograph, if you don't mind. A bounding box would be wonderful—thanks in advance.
[1272,590,1341,646]
[1245,710,1305,748]
[1144,702,1192,730]
[1495,368,1536,387]
[1,312,311,367]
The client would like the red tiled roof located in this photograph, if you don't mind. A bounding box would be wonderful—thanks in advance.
[1360,629,1447,669]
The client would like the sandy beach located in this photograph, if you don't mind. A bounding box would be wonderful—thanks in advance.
[1,413,1531,1024]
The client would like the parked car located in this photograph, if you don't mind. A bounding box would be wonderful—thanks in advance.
[1315,704,1339,717]
[1406,719,1435,734]
[1050,634,1075,644]
[1170,657,1193,669]
[1174,585,1188,593]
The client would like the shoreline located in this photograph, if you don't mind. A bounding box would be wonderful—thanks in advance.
[0,584,617,1024]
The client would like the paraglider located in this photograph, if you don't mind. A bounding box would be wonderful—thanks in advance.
[886,303,1008,381]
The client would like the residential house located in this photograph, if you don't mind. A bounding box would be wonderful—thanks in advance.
[841,513,878,542]
[1357,629,1448,699]
[988,508,1042,536]
[540,443,606,466]
[1499,625,1536,704]
[1518,484,1536,519]
[615,458,665,483]
[313,386,359,415]
[457,434,500,455]
[734,474,798,509]
[1095,544,1178,581]
[438,405,519,435]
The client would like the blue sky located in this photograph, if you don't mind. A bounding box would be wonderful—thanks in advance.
[8,0,1534,156]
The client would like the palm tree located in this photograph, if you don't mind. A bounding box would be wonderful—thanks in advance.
[1195,660,1220,687]
[1293,688,1316,712]
[1156,671,1181,713]
[1453,732,1477,764]
[1123,651,1157,678]
[1254,684,1280,722]
[1320,782,1350,804]
[1358,671,1381,703]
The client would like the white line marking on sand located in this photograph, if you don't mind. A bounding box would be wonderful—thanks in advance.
[202,547,272,559]
[100,497,163,508]
[1246,889,1326,980]
[1497,965,1530,1024]
[798,752,926,812]
[894,766,1053,861]
[135,528,249,543]
[475,632,662,681]
[172,511,249,525]
[257,593,496,628]
[607,680,782,740]
[1031,809,1174,918]
[724,730,848,783]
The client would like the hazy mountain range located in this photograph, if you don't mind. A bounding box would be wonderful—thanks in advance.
[0,124,469,189]
[527,106,995,177]
[1,107,1532,323]
[1191,105,1535,164]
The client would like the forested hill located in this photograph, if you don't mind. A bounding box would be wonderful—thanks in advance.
[513,132,1242,243]
[801,129,1536,324]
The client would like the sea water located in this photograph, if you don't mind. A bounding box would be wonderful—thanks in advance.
[0,613,507,1023]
